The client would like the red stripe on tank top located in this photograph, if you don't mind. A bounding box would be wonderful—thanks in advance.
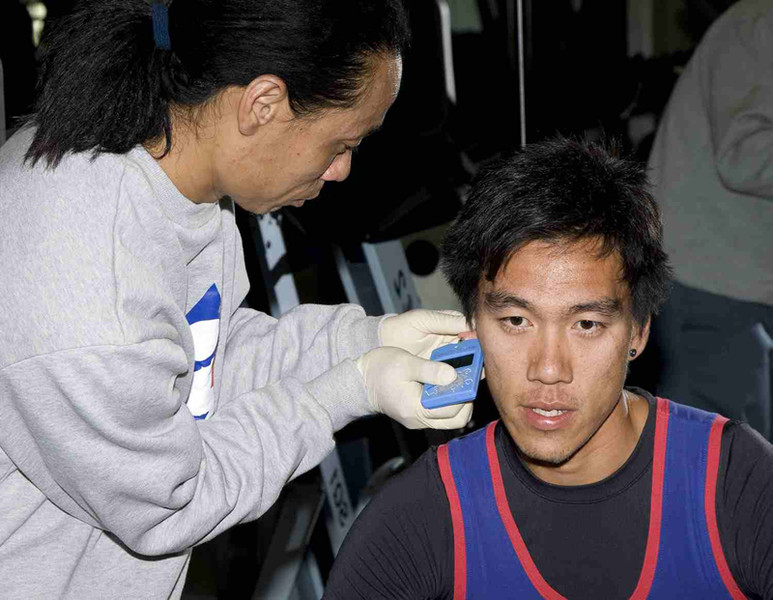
[486,399,671,600]
[628,397,670,599]
[704,415,747,599]
[437,443,467,600]
[486,421,568,600]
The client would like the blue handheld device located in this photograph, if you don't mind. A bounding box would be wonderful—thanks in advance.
[421,338,484,409]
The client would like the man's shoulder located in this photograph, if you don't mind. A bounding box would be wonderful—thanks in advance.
[358,423,505,524]
[720,419,773,469]
[341,445,456,549]
[657,397,771,454]
[361,447,447,515]
[714,420,773,598]
[323,447,455,599]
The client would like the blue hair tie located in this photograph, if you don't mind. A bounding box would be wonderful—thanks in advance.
[152,2,171,51]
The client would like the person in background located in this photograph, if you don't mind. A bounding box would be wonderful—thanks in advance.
[322,137,773,599]
[647,0,773,440]
[0,1,474,598]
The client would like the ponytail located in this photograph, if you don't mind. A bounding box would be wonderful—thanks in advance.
[27,1,180,167]
[25,0,410,169]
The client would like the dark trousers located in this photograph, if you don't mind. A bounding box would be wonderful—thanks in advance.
[653,281,773,440]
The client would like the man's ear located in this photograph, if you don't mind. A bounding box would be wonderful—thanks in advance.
[629,316,651,360]
[237,74,290,136]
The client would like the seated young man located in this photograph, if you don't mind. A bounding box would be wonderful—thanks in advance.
[322,137,773,599]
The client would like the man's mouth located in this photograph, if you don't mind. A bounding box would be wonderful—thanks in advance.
[521,402,575,430]
[531,407,569,417]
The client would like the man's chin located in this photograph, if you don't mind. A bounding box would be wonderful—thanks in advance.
[517,444,575,468]
[510,428,579,467]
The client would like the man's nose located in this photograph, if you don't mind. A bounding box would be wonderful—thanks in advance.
[321,151,352,182]
[526,330,573,385]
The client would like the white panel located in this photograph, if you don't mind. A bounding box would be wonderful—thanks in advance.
[437,0,457,103]
[318,450,355,555]
[275,274,300,316]
[362,240,422,314]
[258,213,287,270]
[332,246,362,306]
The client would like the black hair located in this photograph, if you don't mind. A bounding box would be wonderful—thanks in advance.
[441,136,671,327]
[26,0,410,168]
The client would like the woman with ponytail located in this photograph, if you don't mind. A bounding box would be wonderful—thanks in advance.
[0,2,473,597]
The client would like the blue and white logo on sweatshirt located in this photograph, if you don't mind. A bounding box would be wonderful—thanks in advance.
[186,284,221,420]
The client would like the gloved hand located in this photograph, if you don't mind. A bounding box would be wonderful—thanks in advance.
[356,346,474,430]
[380,309,471,359]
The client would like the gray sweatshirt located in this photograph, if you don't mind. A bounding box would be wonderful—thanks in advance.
[647,0,773,306]
[0,128,382,599]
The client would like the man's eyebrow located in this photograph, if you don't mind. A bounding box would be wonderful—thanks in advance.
[483,291,536,313]
[565,298,623,317]
[482,292,623,318]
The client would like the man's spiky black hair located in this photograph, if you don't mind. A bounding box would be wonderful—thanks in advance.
[442,136,671,327]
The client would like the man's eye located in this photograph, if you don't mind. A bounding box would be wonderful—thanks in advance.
[502,316,530,330]
[575,320,603,334]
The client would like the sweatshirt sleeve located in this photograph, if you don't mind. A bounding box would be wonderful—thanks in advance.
[708,7,773,200]
[0,333,372,556]
[220,303,384,430]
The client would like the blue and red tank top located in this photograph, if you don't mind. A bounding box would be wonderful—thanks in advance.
[436,398,746,599]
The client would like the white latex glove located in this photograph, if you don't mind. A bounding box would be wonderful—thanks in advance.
[356,346,474,430]
[380,309,471,359]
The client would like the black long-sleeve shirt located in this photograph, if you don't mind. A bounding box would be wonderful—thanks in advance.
[323,390,773,599]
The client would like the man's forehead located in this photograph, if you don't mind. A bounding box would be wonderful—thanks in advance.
[479,239,631,313]
[500,238,625,280]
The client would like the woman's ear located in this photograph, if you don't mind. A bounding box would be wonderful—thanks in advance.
[237,74,290,136]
